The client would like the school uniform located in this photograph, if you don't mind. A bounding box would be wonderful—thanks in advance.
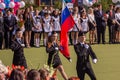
[43,16,52,33]
[81,17,89,34]
[72,15,80,32]
[10,39,27,68]
[52,16,61,32]
[74,42,97,80]
[33,15,43,33]
[46,42,62,68]
[115,13,120,31]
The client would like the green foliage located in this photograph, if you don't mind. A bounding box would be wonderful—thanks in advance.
[54,0,62,9]
[100,0,113,11]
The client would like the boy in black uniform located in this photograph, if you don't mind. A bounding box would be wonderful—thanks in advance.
[74,32,98,80]
[10,29,27,69]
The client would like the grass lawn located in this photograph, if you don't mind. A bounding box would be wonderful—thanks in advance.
[0,44,120,80]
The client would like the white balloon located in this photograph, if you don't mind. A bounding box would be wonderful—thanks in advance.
[20,1,25,8]
[0,3,6,9]
[9,1,15,8]
[83,0,89,6]
[112,0,118,3]
[87,2,93,7]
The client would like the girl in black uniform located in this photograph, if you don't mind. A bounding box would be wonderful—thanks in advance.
[46,31,68,80]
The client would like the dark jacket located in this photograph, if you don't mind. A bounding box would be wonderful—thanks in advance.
[95,10,106,27]
[10,39,27,68]
[4,15,17,31]
[0,17,4,33]
[74,43,97,69]
[106,10,115,26]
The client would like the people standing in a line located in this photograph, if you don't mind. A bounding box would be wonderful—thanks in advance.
[115,7,120,43]
[46,31,68,80]
[0,11,4,50]
[95,4,107,44]
[42,12,52,46]
[33,9,43,47]
[4,9,17,49]
[23,8,33,48]
[106,4,116,44]
[88,8,97,44]
[71,7,81,45]
[74,32,98,80]
[10,29,27,69]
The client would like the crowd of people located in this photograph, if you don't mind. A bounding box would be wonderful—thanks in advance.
[0,2,120,80]
[0,3,120,50]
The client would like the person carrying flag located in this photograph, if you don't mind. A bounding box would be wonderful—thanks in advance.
[46,31,68,80]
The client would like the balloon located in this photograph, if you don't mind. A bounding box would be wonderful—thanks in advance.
[9,1,15,8]
[0,2,6,9]
[112,0,118,3]
[83,0,89,5]
[4,0,10,8]
[20,1,25,8]
[87,2,93,7]
[15,2,20,8]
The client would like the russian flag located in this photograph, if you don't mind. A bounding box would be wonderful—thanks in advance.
[60,0,75,60]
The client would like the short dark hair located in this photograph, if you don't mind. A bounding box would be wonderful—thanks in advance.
[27,69,40,80]
[9,69,24,80]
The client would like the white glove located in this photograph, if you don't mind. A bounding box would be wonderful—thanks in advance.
[93,59,97,64]
[69,58,72,63]
[21,44,25,47]
[55,47,59,50]
[84,44,89,49]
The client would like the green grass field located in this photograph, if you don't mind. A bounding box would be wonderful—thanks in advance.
[0,44,120,80]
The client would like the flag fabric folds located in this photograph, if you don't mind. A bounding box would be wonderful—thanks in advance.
[60,0,75,60]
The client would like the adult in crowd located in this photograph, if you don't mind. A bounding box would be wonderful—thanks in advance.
[115,7,120,43]
[74,32,98,80]
[106,4,116,44]
[10,29,27,69]
[46,31,68,80]
[30,6,35,47]
[4,9,17,49]
[0,11,4,50]
[88,8,97,44]
[23,7,33,48]
[95,4,107,44]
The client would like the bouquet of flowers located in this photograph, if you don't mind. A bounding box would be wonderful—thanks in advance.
[43,64,55,77]
[18,20,24,29]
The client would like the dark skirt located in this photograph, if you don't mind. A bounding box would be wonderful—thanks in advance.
[115,20,120,31]
[48,53,62,68]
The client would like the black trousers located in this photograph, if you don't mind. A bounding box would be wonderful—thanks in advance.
[30,31,34,47]
[108,25,115,43]
[97,26,106,44]
[4,31,13,48]
[0,32,4,49]
[76,67,96,80]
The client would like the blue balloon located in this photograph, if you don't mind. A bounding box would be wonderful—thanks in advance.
[4,0,10,8]
[89,0,93,2]
[64,0,72,3]
[14,0,21,2]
